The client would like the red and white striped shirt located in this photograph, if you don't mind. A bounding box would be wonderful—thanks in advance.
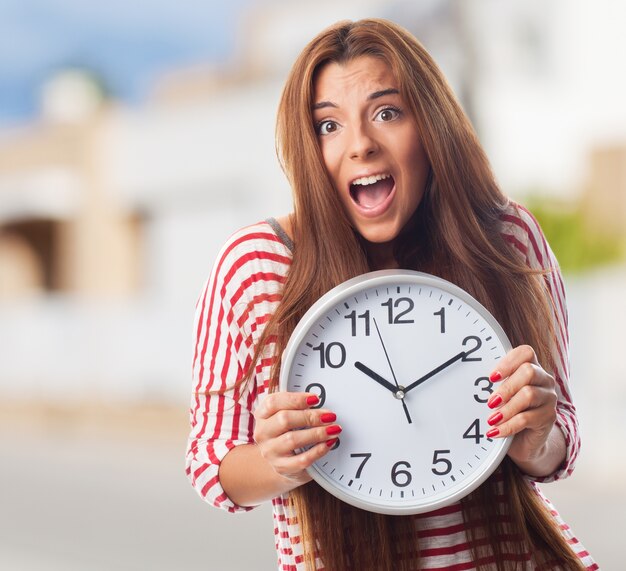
[186,203,597,570]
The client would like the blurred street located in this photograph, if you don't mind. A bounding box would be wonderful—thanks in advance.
[1,266,624,570]
[0,404,618,570]
[0,403,277,570]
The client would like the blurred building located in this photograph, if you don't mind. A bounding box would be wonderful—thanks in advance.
[583,145,626,239]
[0,63,291,401]
[0,0,624,403]
[0,71,141,299]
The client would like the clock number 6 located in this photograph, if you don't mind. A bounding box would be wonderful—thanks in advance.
[391,461,412,487]
[431,450,452,476]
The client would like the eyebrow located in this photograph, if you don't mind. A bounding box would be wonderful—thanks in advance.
[368,88,399,100]
[312,88,400,110]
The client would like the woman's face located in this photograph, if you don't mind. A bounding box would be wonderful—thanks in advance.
[313,56,430,250]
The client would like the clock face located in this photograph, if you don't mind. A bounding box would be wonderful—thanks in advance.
[279,270,512,515]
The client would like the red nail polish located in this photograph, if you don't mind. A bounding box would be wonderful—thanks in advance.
[326,438,338,448]
[486,427,500,438]
[489,371,502,382]
[487,394,503,409]
[320,412,337,423]
[487,411,503,426]
[306,395,320,406]
[326,425,342,436]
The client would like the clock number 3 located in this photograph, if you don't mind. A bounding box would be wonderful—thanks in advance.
[473,377,494,403]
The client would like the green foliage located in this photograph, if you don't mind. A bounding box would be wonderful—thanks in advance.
[525,197,624,274]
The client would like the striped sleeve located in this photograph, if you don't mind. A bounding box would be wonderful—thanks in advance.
[501,203,579,483]
[185,223,290,513]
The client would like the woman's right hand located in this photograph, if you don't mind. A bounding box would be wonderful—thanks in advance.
[253,391,341,488]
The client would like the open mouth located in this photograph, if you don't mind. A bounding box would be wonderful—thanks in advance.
[349,173,395,209]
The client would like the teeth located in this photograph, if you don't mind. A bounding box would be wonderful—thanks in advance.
[352,173,390,186]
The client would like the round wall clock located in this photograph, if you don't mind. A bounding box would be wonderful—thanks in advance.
[279,270,513,515]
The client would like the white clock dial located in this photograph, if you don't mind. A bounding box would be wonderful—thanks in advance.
[279,270,512,515]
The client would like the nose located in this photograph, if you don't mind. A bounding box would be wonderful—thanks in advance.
[348,123,379,160]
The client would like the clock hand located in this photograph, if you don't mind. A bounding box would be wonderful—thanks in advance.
[403,350,466,394]
[354,362,398,394]
[373,318,412,424]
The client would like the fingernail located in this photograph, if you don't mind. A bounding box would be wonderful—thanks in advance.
[326,425,342,436]
[306,395,320,406]
[320,412,337,423]
[487,411,503,426]
[326,438,338,448]
[486,427,500,438]
[489,371,502,382]
[487,394,503,409]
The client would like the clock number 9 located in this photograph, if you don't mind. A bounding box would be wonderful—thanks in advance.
[391,461,412,487]
[304,383,326,408]
[431,450,452,476]
[473,377,494,403]
[312,342,346,369]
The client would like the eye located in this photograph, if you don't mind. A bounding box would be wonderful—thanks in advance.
[375,107,401,122]
[317,120,339,135]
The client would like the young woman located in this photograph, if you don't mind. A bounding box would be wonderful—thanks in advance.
[186,19,597,570]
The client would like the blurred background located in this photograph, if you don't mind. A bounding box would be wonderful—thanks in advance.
[0,0,624,569]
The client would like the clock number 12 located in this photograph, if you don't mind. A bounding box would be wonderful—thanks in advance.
[381,297,415,324]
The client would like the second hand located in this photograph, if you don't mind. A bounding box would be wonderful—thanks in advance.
[373,317,412,424]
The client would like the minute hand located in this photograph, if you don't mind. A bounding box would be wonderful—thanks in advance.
[403,350,466,394]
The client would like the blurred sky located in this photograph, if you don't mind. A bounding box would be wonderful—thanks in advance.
[0,0,249,127]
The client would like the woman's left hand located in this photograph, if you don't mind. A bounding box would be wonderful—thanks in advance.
[485,344,562,473]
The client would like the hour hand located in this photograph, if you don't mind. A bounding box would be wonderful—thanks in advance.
[354,362,398,394]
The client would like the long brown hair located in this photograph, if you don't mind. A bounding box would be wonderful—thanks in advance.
[255,19,583,570]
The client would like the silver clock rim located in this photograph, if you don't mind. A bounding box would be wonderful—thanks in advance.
[278,269,513,515]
